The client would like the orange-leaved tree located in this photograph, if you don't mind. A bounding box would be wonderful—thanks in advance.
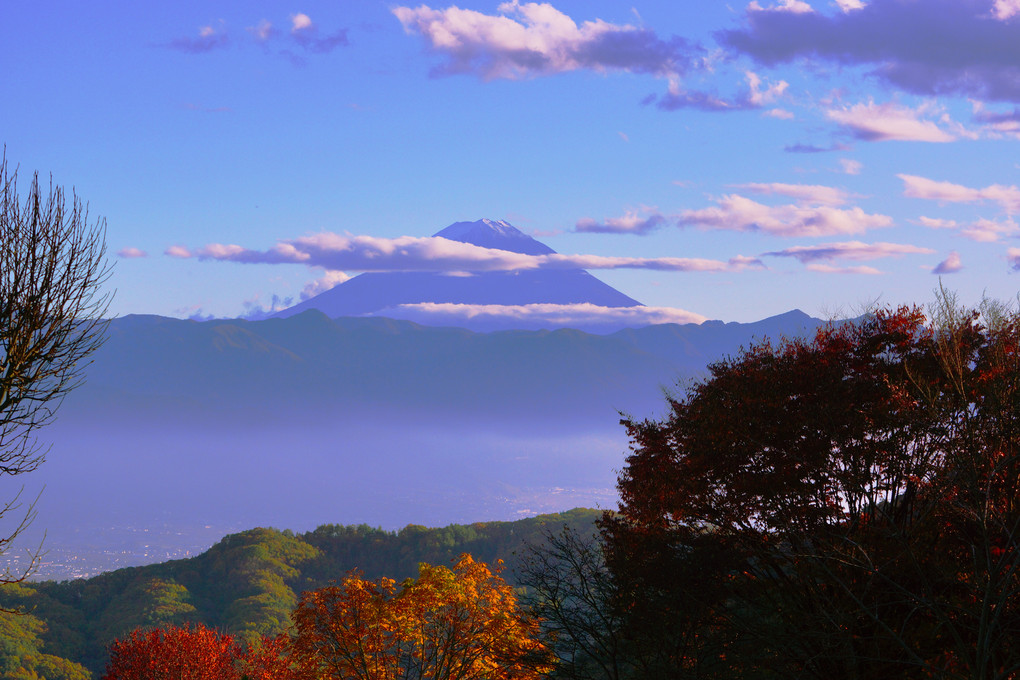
[290,553,553,680]
[103,624,300,680]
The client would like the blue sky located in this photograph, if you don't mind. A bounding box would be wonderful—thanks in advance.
[5,0,1020,322]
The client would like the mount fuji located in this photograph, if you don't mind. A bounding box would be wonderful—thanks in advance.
[272,219,644,331]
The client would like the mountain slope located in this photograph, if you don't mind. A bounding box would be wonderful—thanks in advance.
[273,219,641,320]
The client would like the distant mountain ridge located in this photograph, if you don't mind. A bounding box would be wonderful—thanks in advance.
[273,219,641,323]
[66,307,824,426]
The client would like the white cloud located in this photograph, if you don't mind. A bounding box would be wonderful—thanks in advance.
[165,245,192,258]
[745,71,788,106]
[805,263,882,274]
[765,108,794,119]
[392,1,691,80]
[117,247,147,258]
[381,302,707,328]
[960,218,1019,242]
[735,182,849,205]
[248,19,274,42]
[575,211,667,234]
[826,101,957,143]
[180,233,762,273]
[678,194,891,237]
[747,0,814,13]
[1008,247,1020,270]
[291,13,313,32]
[933,251,962,274]
[300,270,351,300]
[839,159,862,175]
[916,216,960,229]
[764,240,935,263]
[899,174,1020,213]
[992,0,1020,20]
[834,0,866,11]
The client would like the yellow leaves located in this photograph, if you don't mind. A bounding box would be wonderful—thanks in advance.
[291,553,552,680]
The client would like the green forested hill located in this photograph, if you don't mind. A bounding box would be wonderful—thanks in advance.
[0,508,600,677]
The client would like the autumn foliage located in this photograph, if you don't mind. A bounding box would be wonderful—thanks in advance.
[601,299,1020,679]
[103,624,299,680]
[290,554,552,680]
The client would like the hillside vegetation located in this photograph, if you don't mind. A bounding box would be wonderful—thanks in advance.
[0,509,599,677]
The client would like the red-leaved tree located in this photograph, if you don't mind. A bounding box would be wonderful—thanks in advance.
[602,298,1020,679]
[104,624,301,680]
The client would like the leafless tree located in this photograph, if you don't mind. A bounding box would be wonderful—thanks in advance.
[0,154,112,583]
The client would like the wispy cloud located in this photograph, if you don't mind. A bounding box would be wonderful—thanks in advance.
[117,247,148,259]
[826,101,958,143]
[899,174,1020,212]
[289,12,349,53]
[176,233,762,273]
[720,0,1020,103]
[805,263,882,275]
[165,245,192,258]
[165,23,229,53]
[655,70,787,112]
[960,218,1019,242]
[1008,247,1020,270]
[839,159,862,175]
[734,182,850,205]
[784,142,850,153]
[678,193,891,237]
[764,240,935,263]
[247,19,277,44]
[300,270,351,300]
[575,211,667,235]
[381,302,707,328]
[747,0,815,15]
[933,251,963,274]
[917,216,960,229]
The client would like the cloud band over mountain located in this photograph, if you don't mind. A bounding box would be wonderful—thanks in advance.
[171,233,764,273]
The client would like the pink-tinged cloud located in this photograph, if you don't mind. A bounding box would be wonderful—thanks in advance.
[678,194,891,237]
[720,0,1020,103]
[735,182,849,205]
[300,270,352,300]
[180,233,762,273]
[166,24,229,53]
[805,263,883,274]
[289,12,348,52]
[1008,247,1020,270]
[933,251,963,274]
[575,211,667,235]
[655,70,788,112]
[971,103,1020,137]
[117,247,147,259]
[839,159,862,175]
[747,0,814,14]
[834,0,866,11]
[165,245,192,258]
[899,174,1020,212]
[393,1,694,81]
[960,218,1019,242]
[764,240,935,263]
[382,302,708,327]
[993,0,1020,20]
[826,101,956,143]
[248,19,276,43]
[917,216,960,229]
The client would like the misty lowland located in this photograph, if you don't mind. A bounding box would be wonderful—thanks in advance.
[8,0,1020,677]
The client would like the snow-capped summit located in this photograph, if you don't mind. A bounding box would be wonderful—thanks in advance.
[433,219,554,256]
[272,219,641,325]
